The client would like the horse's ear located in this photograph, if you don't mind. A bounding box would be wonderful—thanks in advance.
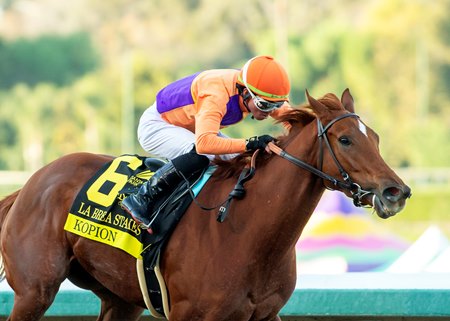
[341,88,355,113]
[305,89,327,116]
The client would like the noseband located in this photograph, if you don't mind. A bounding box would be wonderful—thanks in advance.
[268,113,372,208]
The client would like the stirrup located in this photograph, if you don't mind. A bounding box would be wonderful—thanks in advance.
[138,222,154,235]
[122,205,155,234]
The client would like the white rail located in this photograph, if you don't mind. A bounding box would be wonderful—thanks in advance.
[0,171,33,185]
[396,167,450,189]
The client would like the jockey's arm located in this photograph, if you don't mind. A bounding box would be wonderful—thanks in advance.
[195,102,246,155]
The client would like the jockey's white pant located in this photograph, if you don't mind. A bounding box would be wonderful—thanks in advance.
[137,103,238,161]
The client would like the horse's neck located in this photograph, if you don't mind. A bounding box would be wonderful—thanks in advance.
[246,134,325,254]
[259,159,323,231]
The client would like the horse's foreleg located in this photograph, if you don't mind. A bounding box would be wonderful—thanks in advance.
[93,288,144,321]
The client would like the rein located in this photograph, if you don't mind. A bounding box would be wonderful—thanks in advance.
[186,150,259,222]
[268,113,372,208]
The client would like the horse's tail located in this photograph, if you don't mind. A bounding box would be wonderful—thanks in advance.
[0,252,4,282]
[0,190,20,282]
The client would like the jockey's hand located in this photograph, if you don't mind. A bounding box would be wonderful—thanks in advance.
[246,135,276,152]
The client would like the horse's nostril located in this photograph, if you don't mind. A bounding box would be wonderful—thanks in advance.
[382,186,402,202]
[383,185,411,202]
[387,187,400,196]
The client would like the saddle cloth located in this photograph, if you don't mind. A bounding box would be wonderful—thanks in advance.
[64,154,214,318]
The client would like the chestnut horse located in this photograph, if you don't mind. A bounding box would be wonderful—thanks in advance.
[0,89,410,321]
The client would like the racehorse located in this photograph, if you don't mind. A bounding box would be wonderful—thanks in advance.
[0,89,411,321]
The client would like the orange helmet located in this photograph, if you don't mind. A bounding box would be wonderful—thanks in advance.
[237,55,290,102]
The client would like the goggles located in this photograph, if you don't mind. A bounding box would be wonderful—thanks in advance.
[246,87,284,112]
[240,58,285,112]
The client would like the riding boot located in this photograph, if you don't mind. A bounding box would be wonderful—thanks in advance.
[121,161,182,227]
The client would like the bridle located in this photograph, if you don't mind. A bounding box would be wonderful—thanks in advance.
[187,112,373,222]
[268,113,373,208]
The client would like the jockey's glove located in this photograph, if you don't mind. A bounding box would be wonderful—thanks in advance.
[245,135,276,151]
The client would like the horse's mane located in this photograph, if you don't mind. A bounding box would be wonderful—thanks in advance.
[213,105,316,179]
[316,93,343,111]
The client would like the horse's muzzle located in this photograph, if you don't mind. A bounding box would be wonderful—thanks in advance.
[374,184,412,219]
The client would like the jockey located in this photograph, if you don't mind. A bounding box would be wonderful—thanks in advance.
[121,55,292,227]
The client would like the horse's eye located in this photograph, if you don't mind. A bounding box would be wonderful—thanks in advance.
[339,136,352,146]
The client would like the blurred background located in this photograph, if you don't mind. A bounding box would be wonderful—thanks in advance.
[0,0,449,273]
